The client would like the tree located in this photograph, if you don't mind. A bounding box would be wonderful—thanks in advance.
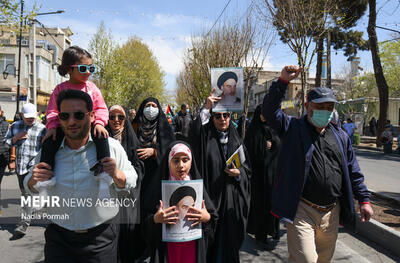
[259,0,337,115]
[380,40,400,97]
[0,0,37,30]
[367,0,390,145]
[176,13,274,137]
[88,21,114,90]
[89,23,166,108]
[354,40,400,98]
[315,0,369,87]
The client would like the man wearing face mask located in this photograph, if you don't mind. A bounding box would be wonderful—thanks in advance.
[262,66,373,263]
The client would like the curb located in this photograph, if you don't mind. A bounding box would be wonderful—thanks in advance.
[354,145,400,158]
[353,145,382,152]
[355,217,400,258]
[370,190,400,207]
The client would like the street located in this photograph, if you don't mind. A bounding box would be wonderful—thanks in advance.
[355,148,400,201]
[0,149,399,262]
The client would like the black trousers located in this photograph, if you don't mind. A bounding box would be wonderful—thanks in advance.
[44,219,119,263]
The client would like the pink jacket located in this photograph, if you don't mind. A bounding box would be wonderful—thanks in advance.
[46,81,108,129]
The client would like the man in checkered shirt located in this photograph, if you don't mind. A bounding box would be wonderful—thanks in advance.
[6,103,46,236]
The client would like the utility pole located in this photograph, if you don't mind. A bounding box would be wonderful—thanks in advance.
[16,0,24,114]
[27,10,64,108]
[29,20,36,106]
[326,30,331,88]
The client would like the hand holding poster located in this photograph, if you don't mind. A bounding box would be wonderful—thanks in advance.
[162,179,203,242]
[211,67,244,112]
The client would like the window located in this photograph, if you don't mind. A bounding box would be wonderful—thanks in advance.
[37,40,49,47]
[0,39,10,45]
[16,37,29,46]
[0,53,15,75]
[36,56,50,81]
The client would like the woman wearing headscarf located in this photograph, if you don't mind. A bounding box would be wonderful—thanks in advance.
[132,98,175,199]
[189,89,251,263]
[142,141,218,263]
[106,105,145,262]
[245,104,280,245]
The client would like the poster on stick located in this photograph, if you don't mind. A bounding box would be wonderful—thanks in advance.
[211,67,244,112]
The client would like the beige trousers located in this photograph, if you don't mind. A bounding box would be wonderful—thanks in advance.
[286,200,340,263]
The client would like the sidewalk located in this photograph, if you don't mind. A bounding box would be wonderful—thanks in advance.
[356,136,400,154]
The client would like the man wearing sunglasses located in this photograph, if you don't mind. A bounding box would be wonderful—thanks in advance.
[24,89,138,263]
[189,88,252,262]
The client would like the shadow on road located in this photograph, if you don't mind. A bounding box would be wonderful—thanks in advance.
[355,149,400,161]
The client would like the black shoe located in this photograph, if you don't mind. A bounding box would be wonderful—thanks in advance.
[14,224,28,235]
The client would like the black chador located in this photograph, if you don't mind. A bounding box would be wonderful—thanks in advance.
[141,141,218,263]
[131,97,175,260]
[106,111,145,263]
[132,97,175,205]
[190,111,251,263]
[245,105,281,243]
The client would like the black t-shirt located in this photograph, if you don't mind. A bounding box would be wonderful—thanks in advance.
[302,120,343,206]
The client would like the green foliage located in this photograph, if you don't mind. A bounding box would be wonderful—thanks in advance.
[380,40,400,97]
[89,22,165,109]
[354,40,400,98]
[354,72,377,98]
[330,28,369,59]
[329,0,369,58]
[0,0,37,31]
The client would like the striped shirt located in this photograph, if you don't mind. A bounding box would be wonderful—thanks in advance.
[5,120,46,175]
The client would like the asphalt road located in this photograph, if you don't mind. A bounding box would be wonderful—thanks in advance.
[354,148,400,201]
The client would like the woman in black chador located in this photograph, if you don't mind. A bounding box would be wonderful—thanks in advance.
[142,141,218,263]
[189,90,251,263]
[132,97,175,259]
[245,104,281,245]
[132,97,175,200]
[105,105,145,262]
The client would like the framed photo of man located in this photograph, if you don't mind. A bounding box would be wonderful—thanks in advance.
[161,179,203,242]
[211,67,244,112]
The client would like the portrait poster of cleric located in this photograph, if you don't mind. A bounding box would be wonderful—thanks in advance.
[211,67,244,112]
[161,179,203,242]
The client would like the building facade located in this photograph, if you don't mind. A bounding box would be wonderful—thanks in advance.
[0,25,72,120]
[248,70,345,116]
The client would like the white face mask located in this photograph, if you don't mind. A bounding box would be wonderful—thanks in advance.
[143,106,159,121]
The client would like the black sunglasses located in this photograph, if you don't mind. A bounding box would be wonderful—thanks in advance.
[109,114,125,121]
[213,112,231,120]
[71,64,96,74]
[59,111,89,121]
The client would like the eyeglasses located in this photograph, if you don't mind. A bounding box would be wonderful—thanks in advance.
[59,111,89,121]
[70,64,96,74]
[213,112,231,120]
[109,114,125,121]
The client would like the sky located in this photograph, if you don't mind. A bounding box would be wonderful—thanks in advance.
[24,0,400,95]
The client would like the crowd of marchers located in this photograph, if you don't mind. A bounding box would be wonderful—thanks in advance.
[0,46,375,263]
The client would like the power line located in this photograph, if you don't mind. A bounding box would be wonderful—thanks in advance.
[33,19,64,51]
[206,0,232,36]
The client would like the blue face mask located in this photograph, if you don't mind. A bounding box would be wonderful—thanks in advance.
[311,110,333,128]
[186,109,190,113]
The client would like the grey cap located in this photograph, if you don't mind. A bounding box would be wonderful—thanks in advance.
[307,87,337,103]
